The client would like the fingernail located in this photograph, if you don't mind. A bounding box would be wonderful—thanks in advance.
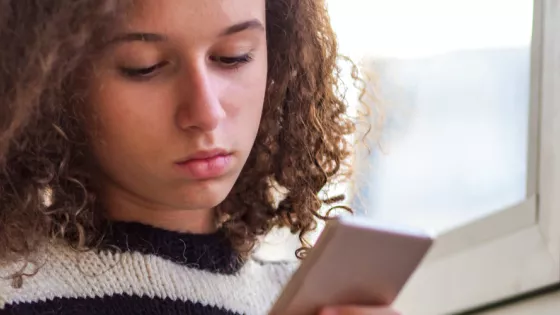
[320,308,337,315]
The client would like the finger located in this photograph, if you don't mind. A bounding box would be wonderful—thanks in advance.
[319,306,401,315]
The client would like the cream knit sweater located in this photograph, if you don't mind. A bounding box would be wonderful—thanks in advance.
[0,222,298,315]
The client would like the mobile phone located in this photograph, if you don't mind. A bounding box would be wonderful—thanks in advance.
[268,216,433,315]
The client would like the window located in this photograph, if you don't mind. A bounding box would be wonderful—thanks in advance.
[345,0,533,234]
[325,0,560,314]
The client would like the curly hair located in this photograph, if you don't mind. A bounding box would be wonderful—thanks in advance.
[0,0,362,267]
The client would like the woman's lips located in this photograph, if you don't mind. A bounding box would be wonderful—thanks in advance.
[174,151,233,180]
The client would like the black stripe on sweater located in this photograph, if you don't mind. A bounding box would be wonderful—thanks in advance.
[99,221,244,274]
[1,294,241,315]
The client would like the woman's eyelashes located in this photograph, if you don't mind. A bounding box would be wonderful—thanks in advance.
[118,53,254,80]
[119,61,169,79]
[209,53,254,69]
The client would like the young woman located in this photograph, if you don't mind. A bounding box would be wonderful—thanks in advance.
[0,0,400,314]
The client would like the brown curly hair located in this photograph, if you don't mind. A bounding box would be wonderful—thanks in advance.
[0,0,362,266]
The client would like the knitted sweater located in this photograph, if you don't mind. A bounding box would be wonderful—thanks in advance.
[0,222,298,315]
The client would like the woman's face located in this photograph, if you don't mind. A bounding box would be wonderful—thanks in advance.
[87,0,267,215]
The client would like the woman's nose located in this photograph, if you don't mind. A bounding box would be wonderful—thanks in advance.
[174,64,226,132]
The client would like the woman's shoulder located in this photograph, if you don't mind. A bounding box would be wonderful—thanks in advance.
[1,253,43,309]
[248,255,300,281]
[247,238,301,285]
[0,244,88,309]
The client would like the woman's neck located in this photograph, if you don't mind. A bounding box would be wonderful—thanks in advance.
[101,181,217,234]
[107,207,217,234]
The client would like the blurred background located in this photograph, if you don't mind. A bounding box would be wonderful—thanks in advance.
[330,0,533,234]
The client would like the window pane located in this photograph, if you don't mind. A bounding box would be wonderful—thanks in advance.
[329,0,534,233]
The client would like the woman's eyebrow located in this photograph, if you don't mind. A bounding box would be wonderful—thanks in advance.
[219,19,264,37]
[109,19,264,45]
[109,32,167,44]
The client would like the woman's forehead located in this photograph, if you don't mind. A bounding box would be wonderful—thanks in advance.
[121,0,266,39]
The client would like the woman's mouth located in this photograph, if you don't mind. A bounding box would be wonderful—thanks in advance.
[174,149,234,180]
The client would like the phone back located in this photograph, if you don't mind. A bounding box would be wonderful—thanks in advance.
[269,217,433,315]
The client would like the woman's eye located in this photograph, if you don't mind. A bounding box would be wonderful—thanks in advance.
[210,54,253,69]
[119,61,168,79]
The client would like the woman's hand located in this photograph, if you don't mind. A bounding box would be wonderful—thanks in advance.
[318,306,401,315]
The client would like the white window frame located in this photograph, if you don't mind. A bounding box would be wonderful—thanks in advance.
[394,1,560,314]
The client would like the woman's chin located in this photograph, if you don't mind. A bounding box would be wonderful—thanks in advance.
[172,183,234,210]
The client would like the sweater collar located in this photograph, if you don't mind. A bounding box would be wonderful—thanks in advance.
[100,221,244,274]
